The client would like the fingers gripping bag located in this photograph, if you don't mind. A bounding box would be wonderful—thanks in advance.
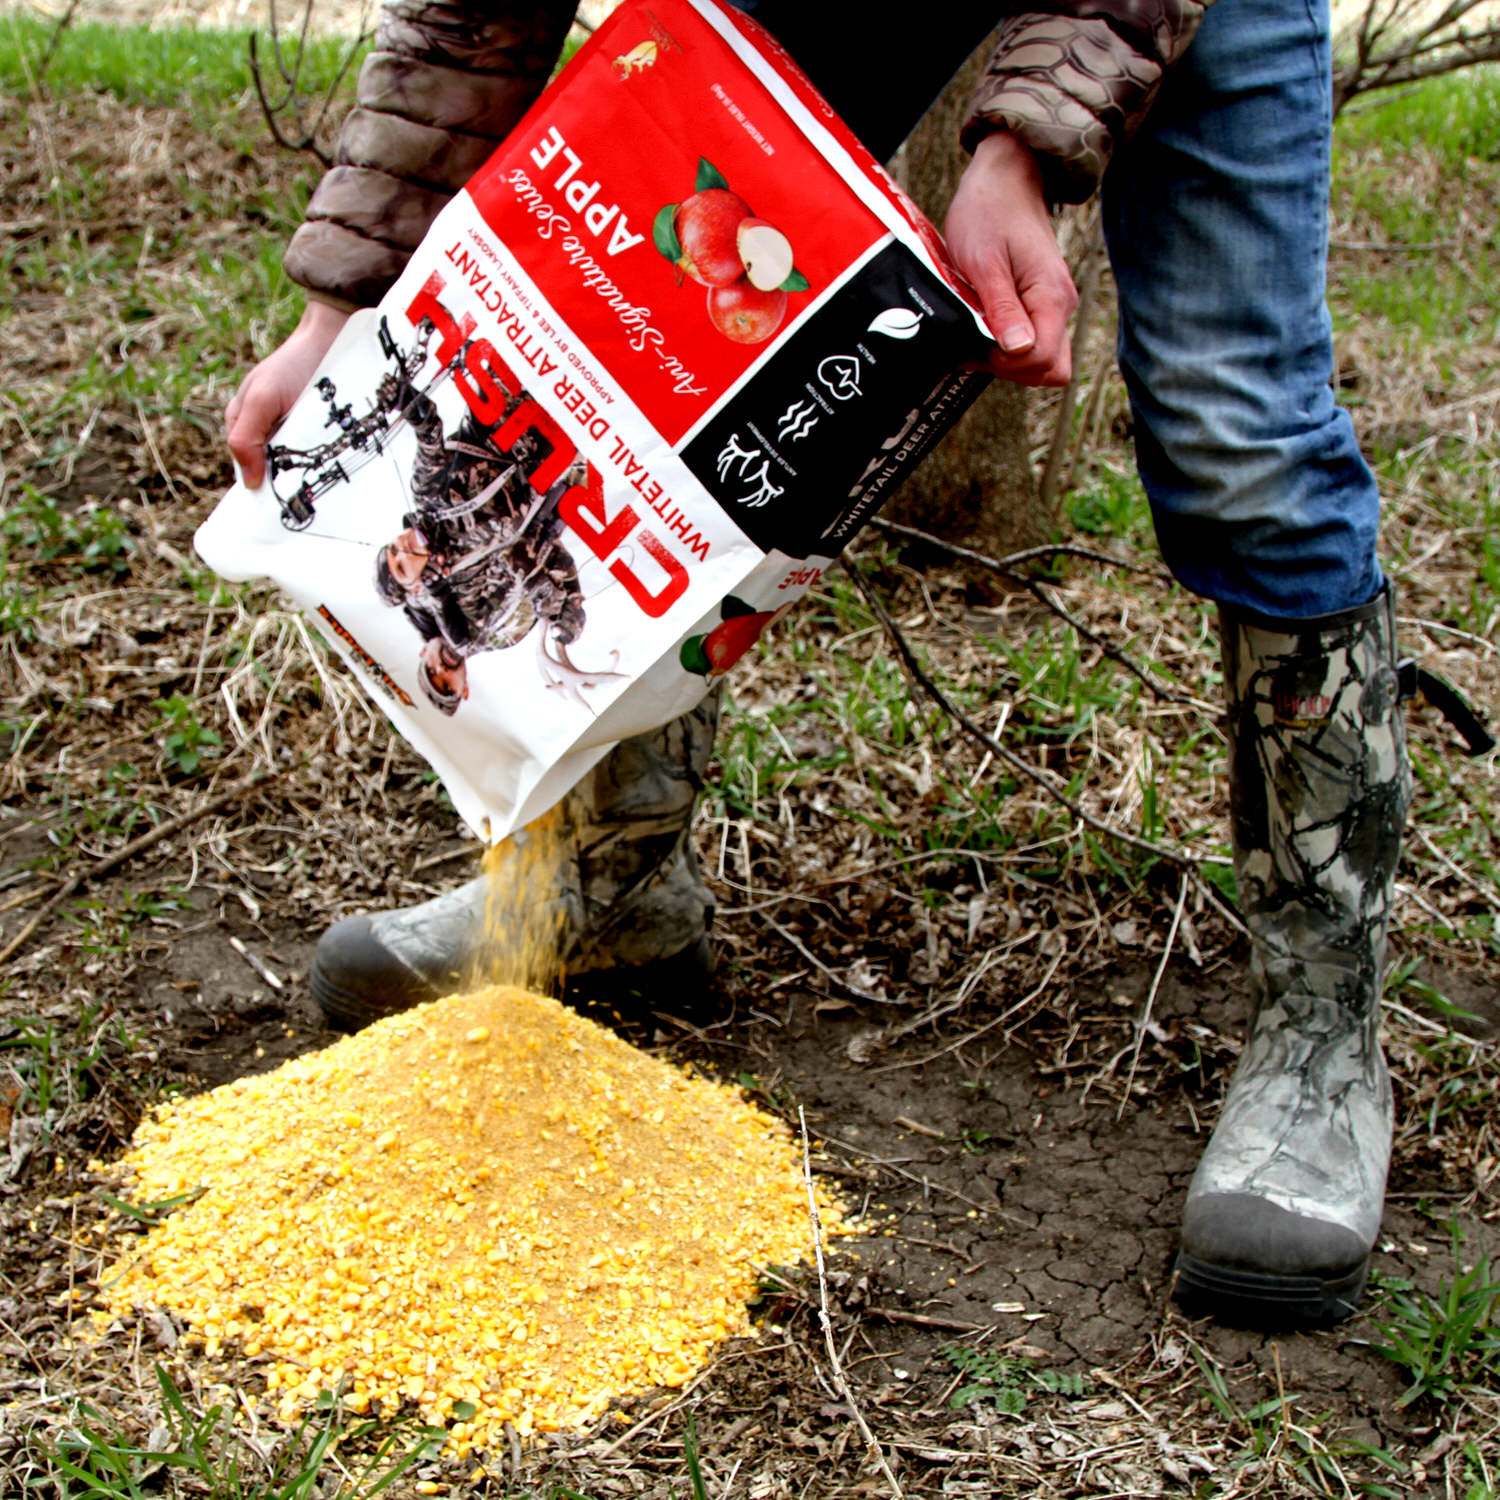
[196,0,995,841]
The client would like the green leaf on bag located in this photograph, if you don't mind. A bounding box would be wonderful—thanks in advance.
[780,267,810,293]
[720,594,757,619]
[654,203,682,262]
[696,157,730,193]
[680,636,712,675]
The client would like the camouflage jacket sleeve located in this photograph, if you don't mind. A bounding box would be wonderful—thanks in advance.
[961,1,1216,204]
[285,0,578,308]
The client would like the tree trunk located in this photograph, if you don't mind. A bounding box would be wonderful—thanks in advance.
[884,33,1049,568]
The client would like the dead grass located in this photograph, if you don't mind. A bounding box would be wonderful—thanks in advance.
[1,44,1499,1500]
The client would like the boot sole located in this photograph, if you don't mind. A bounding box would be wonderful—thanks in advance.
[310,935,716,1033]
[1172,1251,1369,1327]
[308,962,436,1033]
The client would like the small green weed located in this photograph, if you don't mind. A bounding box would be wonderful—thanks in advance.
[67,889,184,958]
[1369,1228,1500,1407]
[1,487,133,577]
[736,1071,792,1113]
[1064,461,1153,546]
[153,696,222,778]
[941,1342,1087,1415]
[0,1001,134,1127]
[0,585,44,644]
[1455,1438,1497,1500]
[26,1365,442,1499]
[683,1412,712,1500]
[1192,1343,1405,1496]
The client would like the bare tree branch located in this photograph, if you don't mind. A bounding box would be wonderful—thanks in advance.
[30,0,82,92]
[250,0,374,167]
[0,768,284,966]
[1334,0,1500,113]
[869,515,1209,703]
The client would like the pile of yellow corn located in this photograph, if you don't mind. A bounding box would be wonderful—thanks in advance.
[98,984,845,1452]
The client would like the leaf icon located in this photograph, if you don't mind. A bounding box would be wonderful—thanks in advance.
[868,307,923,340]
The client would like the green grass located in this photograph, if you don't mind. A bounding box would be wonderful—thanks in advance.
[1336,64,1500,167]
[22,1366,444,1499]
[1369,1230,1500,1408]
[0,14,368,112]
[1191,1341,1406,1497]
[0,1001,135,1125]
[1331,70,1500,340]
[1064,461,1154,548]
[0,115,311,431]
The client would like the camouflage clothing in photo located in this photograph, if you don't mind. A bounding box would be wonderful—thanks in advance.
[397,386,585,655]
[283,0,1215,308]
[962,1,1215,204]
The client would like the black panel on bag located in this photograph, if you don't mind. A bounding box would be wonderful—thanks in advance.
[680,239,991,560]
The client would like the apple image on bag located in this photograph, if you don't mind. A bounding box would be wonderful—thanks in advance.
[655,161,810,344]
[680,597,784,677]
[706,278,787,344]
[736,220,794,292]
[673,188,753,287]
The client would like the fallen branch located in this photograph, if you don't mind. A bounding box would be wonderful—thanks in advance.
[868,517,1201,705]
[1016,573,1210,708]
[0,768,283,966]
[870,517,1167,582]
[863,1307,992,1334]
[840,561,1247,938]
[764,913,887,1004]
[1118,870,1188,1118]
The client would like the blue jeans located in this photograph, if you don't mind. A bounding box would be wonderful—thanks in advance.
[1104,0,1382,618]
[739,0,1383,620]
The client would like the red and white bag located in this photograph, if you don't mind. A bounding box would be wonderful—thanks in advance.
[197,0,994,840]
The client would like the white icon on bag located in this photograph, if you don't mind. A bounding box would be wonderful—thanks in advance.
[715,431,783,509]
[777,399,819,442]
[817,354,863,402]
[868,307,923,340]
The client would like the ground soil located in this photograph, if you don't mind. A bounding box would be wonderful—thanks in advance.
[3,37,1499,1500]
[6,796,1489,1494]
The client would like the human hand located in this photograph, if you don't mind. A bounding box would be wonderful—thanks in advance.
[224,300,352,487]
[945,131,1078,387]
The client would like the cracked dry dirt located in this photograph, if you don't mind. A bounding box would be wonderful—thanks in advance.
[110,889,1490,1458]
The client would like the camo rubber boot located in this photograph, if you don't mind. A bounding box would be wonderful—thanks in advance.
[309,693,720,1030]
[1174,586,1409,1325]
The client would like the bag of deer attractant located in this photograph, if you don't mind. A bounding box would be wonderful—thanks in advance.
[196,0,996,841]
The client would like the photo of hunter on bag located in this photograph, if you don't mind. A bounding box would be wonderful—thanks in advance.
[196,0,996,841]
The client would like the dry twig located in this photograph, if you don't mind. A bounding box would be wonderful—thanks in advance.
[0,768,283,965]
[799,1107,905,1499]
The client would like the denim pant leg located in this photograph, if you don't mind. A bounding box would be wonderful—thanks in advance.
[1102,0,1383,619]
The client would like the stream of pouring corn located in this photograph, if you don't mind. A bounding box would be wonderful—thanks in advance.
[99,814,845,1452]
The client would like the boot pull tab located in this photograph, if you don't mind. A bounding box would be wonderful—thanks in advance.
[1397,659,1496,756]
